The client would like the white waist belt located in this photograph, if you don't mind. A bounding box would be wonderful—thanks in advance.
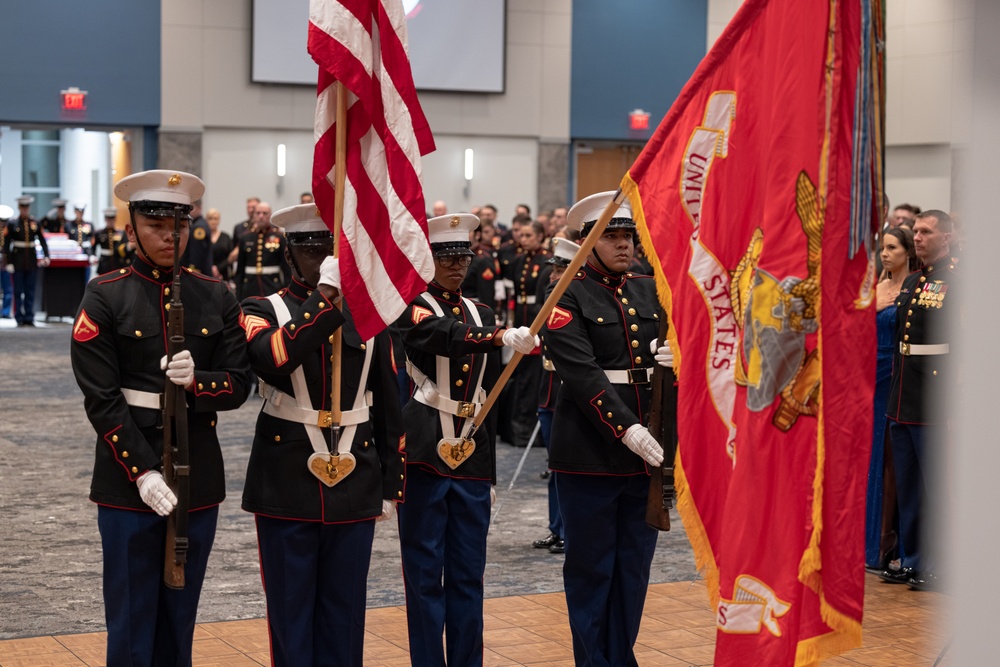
[98,247,113,257]
[11,241,33,248]
[517,295,537,305]
[604,368,654,385]
[248,266,281,275]
[899,342,949,356]
[122,388,161,410]
[260,382,372,428]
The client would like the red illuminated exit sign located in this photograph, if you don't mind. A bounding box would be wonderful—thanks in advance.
[61,87,88,111]
[629,109,650,131]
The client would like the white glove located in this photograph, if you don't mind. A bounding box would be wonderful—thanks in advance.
[655,344,674,368]
[623,424,664,466]
[4,264,13,274]
[318,256,341,291]
[501,326,538,354]
[493,281,506,302]
[377,499,396,522]
[136,471,178,516]
[89,255,100,265]
[160,349,195,389]
[490,486,497,506]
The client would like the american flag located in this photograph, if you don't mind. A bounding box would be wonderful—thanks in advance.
[309,0,436,339]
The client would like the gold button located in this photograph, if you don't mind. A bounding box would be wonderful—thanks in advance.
[364,441,370,448]
[330,355,335,362]
[453,307,461,315]
[307,291,313,296]
[360,343,366,350]
[617,288,623,295]
[621,298,629,304]
[635,356,642,363]
[400,474,404,480]
[597,317,604,323]
[319,302,326,308]
[617,425,623,431]
[164,303,170,311]
[932,370,938,376]
[211,382,217,389]
[135,330,142,337]
[289,324,296,330]
[597,400,603,406]
[653,313,658,319]
[131,466,138,474]
[198,383,204,390]
[201,328,208,335]
[120,268,127,274]
[223,382,228,388]
[122,451,129,458]
[476,332,482,338]
[164,287,170,295]
[303,312,311,319]
[485,333,492,339]
[907,310,913,316]
[397,491,403,497]
[329,335,335,343]
[904,335,909,341]
[210,420,215,427]
[462,364,470,372]
[152,270,160,279]
[456,379,464,387]
[631,340,639,348]
[630,324,638,332]
[443,292,450,298]
[112,435,119,443]
[606,412,613,418]
[629,308,636,316]
[274,436,281,442]
[905,322,911,328]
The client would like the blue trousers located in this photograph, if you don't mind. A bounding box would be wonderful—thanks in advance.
[537,407,563,538]
[889,421,927,570]
[557,473,658,667]
[11,269,37,324]
[98,505,218,667]
[255,515,376,667]
[397,466,491,667]
[1,270,11,317]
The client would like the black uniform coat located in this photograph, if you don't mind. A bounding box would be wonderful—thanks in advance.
[4,216,49,270]
[511,249,550,328]
[546,263,660,475]
[70,257,253,510]
[63,220,95,255]
[460,249,499,311]
[234,226,289,300]
[886,256,957,425]
[93,227,132,275]
[396,282,501,482]
[181,216,214,275]
[240,278,405,522]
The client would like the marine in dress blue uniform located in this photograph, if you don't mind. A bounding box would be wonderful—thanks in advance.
[240,204,405,667]
[3,195,51,326]
[545,192,666,667]
[0,204,12,318]
[395,213,538,667]
[234,202,290,300]
[69,170,252,667]
[879,210,956,590]
[43,198,69,234]
[94,208,134,276]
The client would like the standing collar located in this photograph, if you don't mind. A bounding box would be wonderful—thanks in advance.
[131,255,173,284]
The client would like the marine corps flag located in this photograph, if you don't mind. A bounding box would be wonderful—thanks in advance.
[622,0,883,665]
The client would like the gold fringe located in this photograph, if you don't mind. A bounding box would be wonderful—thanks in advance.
[674,451,721,608]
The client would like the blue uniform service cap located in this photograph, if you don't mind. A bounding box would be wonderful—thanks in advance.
[567,190,634,236]
[428,213,478,257]
[16,195,34,206]
[0,205,13,221]
[114,170,205,215]
[271,203,332,245]
[546,238,581,266]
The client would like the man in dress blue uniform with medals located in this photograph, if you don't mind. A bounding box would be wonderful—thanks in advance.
[70,170,252,666]
[240,204,405,666]
[94,207,133,275]
[395,213,537,667]
[545,191,669,667]
[234,201,290,300]
[3,195,50,326]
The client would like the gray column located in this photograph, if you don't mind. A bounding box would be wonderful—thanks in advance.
[537,141,570,212]
[158,131,203,177]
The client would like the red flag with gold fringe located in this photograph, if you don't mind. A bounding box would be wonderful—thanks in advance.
[621,0,883,664]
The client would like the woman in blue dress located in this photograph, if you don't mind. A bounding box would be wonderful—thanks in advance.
[866,226,919,571]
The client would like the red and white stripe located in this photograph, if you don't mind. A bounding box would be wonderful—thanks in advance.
[309,0,435,340]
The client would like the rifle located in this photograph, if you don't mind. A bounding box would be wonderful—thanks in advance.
[646,314,677,531]
[162,206,191,589]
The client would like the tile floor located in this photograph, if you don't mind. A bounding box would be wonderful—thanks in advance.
[0,574,947,666]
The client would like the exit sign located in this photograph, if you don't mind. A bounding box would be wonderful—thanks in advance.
[61,87,88,111]
[628,109,650,131]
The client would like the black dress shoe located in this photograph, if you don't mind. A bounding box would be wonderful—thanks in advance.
[908,571,939,591]
[549,539,565,554]
[877,567,918,584]
[532,533,560,549]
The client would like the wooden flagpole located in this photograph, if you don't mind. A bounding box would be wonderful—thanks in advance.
[463,189,627,441]
[329,81,348,430]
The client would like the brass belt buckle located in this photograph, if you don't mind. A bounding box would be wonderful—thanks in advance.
[627,368,650,385]
[900,343,911,356]
[317,410,334,428]
[456,402,477,419]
